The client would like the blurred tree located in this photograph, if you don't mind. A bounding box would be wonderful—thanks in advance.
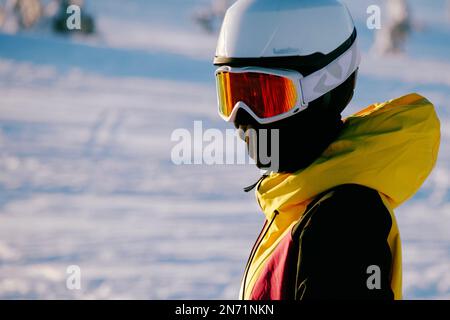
[52,0,94,34]
[0,0,42,32]
[373,0,412,55]
[17,0,42,28]
[0,0,95,35]
[193,0,234,34]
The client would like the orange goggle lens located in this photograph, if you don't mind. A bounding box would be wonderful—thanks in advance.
[216,71,298,119]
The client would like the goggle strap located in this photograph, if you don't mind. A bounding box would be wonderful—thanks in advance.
[301,40,361,105]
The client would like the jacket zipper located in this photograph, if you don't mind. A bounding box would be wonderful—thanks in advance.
[241,210,279,300]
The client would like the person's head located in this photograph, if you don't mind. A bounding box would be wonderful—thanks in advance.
[214,0,360,173]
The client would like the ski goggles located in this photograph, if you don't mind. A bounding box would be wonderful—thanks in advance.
[215,40,361,124]
[215,66,306,123]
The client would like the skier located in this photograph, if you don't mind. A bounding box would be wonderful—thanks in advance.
[213,0,440,299]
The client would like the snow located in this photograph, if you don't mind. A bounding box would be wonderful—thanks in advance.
[0,0,449,299]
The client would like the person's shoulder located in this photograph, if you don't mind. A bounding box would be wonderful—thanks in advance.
[326,184,385,207]
[387,92,434,109]
[355,93,436,118]
[309,184,393,235]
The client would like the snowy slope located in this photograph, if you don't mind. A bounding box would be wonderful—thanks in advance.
[0,0,449,299]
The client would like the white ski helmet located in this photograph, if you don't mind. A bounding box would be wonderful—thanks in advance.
[214,0,360,110]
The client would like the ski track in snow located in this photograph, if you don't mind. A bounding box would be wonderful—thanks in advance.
[0,0,449,299]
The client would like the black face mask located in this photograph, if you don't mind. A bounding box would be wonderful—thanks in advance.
[233,70,356,173]
[235,106,344,173]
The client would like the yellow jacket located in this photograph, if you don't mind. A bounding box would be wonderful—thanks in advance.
[240,93,440,299]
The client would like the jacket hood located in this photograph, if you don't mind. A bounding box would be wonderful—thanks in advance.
[256,93,441,220]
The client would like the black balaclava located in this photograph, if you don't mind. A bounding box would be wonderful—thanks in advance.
[234,71,357,173]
